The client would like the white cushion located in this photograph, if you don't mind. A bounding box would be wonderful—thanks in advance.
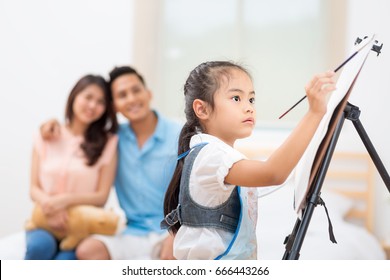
[0,231,26,260]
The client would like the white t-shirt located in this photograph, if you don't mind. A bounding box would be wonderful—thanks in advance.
[174,133,247,259]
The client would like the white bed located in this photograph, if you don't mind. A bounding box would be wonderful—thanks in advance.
[256,184,385,259]
[247,149,386,260]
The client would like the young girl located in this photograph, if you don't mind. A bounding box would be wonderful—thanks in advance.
[162,61,336,260]
[26,74,118,259]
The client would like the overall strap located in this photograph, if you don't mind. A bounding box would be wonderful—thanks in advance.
[178,143,240,233]
[160,143,208,229]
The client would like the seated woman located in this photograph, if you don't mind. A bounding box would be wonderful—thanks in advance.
[26,74,118,260]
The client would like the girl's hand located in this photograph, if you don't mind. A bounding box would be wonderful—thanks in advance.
[305,71,336,116]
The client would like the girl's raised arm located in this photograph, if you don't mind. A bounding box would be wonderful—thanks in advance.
[226,71,336,187]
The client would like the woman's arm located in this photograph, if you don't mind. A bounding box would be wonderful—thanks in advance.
[30,148,51,208]
[48,150,118,211]
[30,148,68,231]
[226,71,336,187]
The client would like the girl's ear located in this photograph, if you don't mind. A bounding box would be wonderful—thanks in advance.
[193,99,210,120]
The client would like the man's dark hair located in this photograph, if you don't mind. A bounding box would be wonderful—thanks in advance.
[109,66,146,87]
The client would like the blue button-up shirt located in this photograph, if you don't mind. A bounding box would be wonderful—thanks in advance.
[115,111,182,236]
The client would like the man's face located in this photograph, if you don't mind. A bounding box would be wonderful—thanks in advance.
[111,73,152,123]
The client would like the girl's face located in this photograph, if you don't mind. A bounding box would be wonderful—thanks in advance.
[72,84,106,125]
[205,69,256,146]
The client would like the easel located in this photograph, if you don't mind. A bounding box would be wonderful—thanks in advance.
[282,39,387,260]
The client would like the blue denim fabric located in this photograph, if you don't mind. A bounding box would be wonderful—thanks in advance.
[25,229,76,260]
[177,143,240,233]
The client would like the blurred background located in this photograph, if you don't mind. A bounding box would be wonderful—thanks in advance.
[1,0,389,243]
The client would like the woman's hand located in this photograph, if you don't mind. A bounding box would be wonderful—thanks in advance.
[40,193,70,216]
[305,71,336,116]
[45,210,68,233]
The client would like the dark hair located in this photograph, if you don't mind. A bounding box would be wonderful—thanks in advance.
[65,74,118,166]
[163,61,251,234]
[108,66,146,87]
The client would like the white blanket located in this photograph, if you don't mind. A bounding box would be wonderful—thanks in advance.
[257,183,386,260]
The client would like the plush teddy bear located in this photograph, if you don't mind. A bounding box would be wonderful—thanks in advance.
[25,204,124,250]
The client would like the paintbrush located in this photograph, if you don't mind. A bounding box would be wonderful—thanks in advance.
[278,36,374,119]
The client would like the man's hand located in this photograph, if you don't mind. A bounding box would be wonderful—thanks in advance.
[159,234,176,260]
[40,119,61,140]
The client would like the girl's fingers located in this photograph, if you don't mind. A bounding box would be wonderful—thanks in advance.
[307,72,336,96]
[313,78,335,94]
[306,71,334,91]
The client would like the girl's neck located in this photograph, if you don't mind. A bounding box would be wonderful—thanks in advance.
[130,110,158,148]
[67,119,88,136]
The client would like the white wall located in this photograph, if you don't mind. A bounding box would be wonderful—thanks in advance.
[239,0,390,241]
[0,0,134,237]
[342,0,390,239]
[0,0,389,243]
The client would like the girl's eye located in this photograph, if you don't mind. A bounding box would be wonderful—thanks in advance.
[232,96,240,102]
[249,97,255,104]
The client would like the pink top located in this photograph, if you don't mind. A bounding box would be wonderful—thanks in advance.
[34,125,118,195]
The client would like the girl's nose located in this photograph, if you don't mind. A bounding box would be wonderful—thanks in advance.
[245,104,254,113]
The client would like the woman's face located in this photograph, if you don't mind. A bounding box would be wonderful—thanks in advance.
[72,84,106,125]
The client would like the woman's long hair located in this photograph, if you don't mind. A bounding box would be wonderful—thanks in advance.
[65,74,118,166]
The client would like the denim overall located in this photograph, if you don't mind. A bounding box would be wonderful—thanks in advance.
[162,143,257,259]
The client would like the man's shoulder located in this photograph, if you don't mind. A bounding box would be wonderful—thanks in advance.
[118,122,130,131]
[117,123,131,139]
[158,113,183,132]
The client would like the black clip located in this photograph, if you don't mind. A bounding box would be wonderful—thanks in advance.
[354,36,367,45]
[372,40,383,56]
[355,36,383,56]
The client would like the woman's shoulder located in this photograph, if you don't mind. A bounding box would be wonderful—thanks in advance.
[106,133,119,148]
[107,132,118,141]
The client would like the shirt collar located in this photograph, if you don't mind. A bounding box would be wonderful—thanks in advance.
[152,111,165,142]
[122,110,165,142]
[190,133,231,149]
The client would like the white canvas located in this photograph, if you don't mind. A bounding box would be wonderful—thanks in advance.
[291,35,377,217]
